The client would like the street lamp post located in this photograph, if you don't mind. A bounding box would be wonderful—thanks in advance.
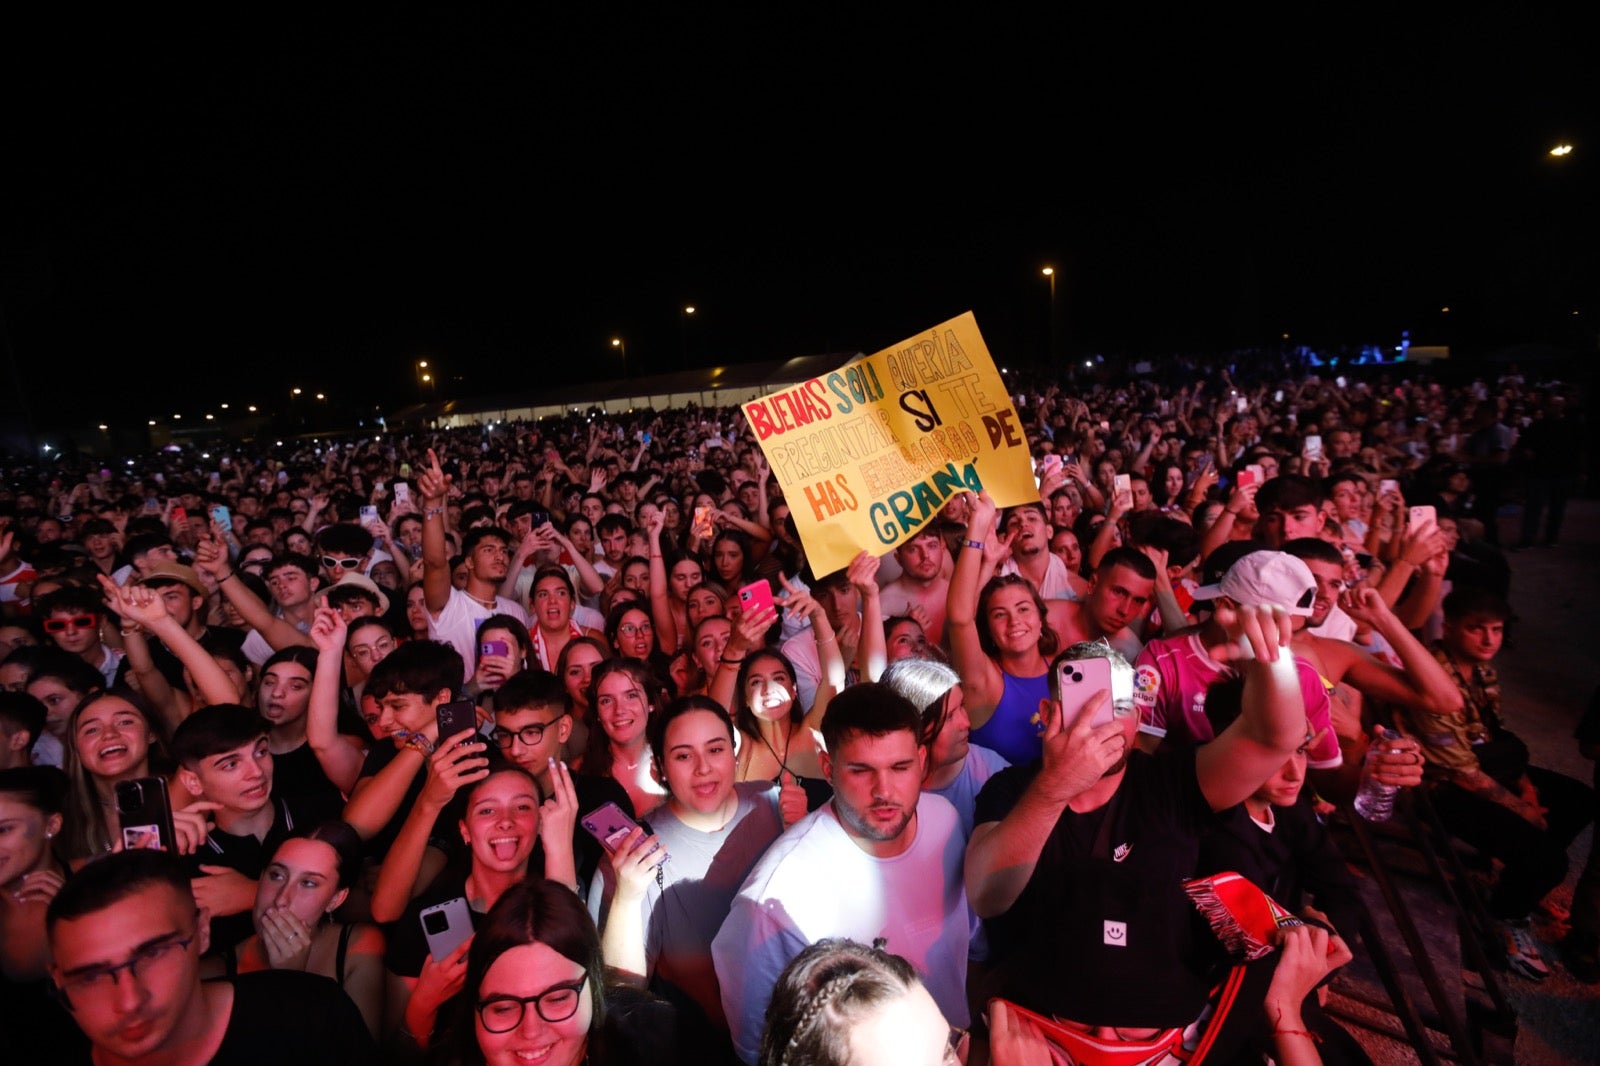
[1041,266,1058,367]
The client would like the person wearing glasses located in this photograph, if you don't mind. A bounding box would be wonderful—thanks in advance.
[316,524,379,587]
[33,586,123,687]
[46,848,377,1064]
[440,878,667,1066]
[490,669,634,894]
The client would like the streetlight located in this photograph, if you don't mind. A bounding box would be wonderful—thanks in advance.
[612,337,628,378]
[681,305,698,362]
[1041,266,1058,366]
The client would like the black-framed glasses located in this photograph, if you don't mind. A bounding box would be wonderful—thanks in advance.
[56,931,197,998]
[490,717,564,749]
[476,977,587,1032]
[321,555,362,571]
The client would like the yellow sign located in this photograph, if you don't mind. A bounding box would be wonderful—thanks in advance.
[741,312,1037,576]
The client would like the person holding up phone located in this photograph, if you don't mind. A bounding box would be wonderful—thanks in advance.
[380,736,579,1048]
[588,696,785,1046]
[965,604,1309,1040]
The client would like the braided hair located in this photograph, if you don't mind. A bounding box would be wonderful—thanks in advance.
[757,938,921,1066]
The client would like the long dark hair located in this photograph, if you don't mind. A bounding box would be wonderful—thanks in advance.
[975,574,1060,660]
[582,658,666,776]
[440,880,607,1065]
[733,647,806,739]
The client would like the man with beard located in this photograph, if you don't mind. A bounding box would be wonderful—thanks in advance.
[712,684,971,1064]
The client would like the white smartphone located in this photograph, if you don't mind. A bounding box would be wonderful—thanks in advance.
[1113,473,1132,500]
[1408,505,1436,529]
[393,483,413,511]
[1379,479,1399,497]
[1302,435,1324,463]
[420,897,474,961]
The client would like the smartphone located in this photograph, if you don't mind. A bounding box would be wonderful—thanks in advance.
[1037,454,1062,478]
[1379,479,1399,497]
[1335,376,1348,389]
[1049,652,1121,732]
[392,483,413,511]
[435,698,479,743]
[420,897,475,961]
[1408,505,1436,529]
[359,504,379,524]
[1246,463,1264,483]
[1195,452,1212,472]
[526,507,549,529]
[210,504,231,530]
[1273,390,1284,403]
[1302,435,1324,463]
[692,505,715,539]
[399,462,412,478]
[1236,468,1259,490]
[276,470,289,484]
[114,777,177,853]
[1113,473,1132,500]
[170,505,189,528]
[581,802,665,866]
[480,639,511,659]
[737,579,775,619]
[1235,397,1249,413]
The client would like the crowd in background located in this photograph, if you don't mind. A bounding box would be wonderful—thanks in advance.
[0,363,1592,1065]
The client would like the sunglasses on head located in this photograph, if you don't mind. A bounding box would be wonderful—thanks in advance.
[321,556,363,571]
[44,615,98,633]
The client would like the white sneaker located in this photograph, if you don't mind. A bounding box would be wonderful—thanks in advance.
[1503,922,1552,981]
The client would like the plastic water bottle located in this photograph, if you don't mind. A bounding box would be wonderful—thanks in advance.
[1353,727,1402,822]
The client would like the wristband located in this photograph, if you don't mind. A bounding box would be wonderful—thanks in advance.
[719,656,745,666]
[402,734,436,755]
[424,506,445,520]
[963,539,985,551]
[1272,1029,1321,1044]
[218,570,236,583]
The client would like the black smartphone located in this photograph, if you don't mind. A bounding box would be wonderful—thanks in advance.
[115,777,177,853]
[436,698,479,742]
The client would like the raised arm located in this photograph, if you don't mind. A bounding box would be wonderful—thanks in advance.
[101,576,238,712]
[417,448,454,615]
[195,530,311,651]
[947,492,1008,724]
[643,511,680,652]
[306,608,367,794]
[1194,604,1308,811]
[370,729,487,923]
[848,551,887,682]
[1328,587,1464,717]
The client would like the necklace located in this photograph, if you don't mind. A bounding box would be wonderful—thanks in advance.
[757,722,792,775]
[466,590,497,609]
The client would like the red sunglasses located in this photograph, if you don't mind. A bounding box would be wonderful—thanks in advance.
[44,614,98,634]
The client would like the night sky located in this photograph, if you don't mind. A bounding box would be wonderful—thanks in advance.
[4,8,1594,432]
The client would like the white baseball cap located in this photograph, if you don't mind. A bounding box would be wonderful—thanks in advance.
[1191,550,1316,617]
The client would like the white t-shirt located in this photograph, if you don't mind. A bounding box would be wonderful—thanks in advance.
[711,792,972,1064]
[428,587,531,684]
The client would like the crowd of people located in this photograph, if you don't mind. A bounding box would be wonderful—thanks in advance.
[0,364,1592,1065]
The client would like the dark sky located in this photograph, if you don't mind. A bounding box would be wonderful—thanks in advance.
[4,8,1594,431]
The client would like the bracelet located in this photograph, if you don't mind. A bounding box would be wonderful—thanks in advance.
[817,635,836,645]
[719,656,745,666]
[1273,1029,1321,1044]
[218,570,236,583]
[402,734,436,755]
[963,539,985,551]
[651,554,664,559]
[424,506,445,520]
[120,625,142,636]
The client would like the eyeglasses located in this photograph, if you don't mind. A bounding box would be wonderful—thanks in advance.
[56,931,197,999]
[44,615,98,633]
[617,622,652,637]
[489,717,564,749]
[476,977,587,1032]
[321,556,363,571]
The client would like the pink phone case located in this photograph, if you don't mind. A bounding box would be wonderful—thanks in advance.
[1051,655,1115,731]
